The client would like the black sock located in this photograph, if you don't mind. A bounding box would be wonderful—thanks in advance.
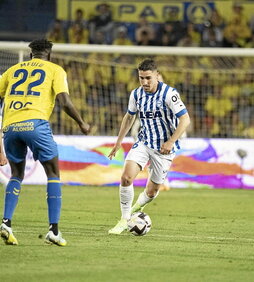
[49,223,58,236]
[2,218,11,227]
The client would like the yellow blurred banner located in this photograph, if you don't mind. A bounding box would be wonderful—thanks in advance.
[57,0,254,23]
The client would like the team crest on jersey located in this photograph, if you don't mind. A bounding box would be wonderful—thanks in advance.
[156,100,162,108]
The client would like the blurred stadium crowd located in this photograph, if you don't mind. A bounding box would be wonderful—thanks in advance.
[49,53,254,139]
[0,1,254,138]
[47,2,254,48]
[40,2,254,138]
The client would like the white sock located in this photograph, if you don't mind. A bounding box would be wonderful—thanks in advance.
[137,190,159,207]
[119,184,134,220]
[0,172,9,187]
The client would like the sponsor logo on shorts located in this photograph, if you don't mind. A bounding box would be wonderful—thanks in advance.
[11,121,34,132]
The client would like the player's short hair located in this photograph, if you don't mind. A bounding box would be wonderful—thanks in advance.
[28,39,53,55]
[138,58,157,71]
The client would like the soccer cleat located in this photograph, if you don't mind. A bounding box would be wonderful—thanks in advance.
[45,230,67,246]
[131,202,145,214]
[108,218,128,235]
[0,223,18,245]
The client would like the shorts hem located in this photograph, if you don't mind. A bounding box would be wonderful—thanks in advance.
[36,154,58,163]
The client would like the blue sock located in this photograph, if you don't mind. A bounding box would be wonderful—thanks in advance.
[3,177,22,220]
[47,178,62,224]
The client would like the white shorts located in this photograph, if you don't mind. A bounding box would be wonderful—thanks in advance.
[125,141,175,184]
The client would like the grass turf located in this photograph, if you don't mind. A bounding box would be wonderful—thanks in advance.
[0,185,254,282]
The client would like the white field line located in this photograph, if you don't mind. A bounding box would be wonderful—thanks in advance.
[13,230,254,243]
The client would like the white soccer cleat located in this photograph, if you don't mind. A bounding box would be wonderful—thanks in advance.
[108,218,128,235]
[0,223,18,245]
[45,230,67,246]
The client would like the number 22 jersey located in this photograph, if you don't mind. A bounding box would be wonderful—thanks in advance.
[0,58,69,128]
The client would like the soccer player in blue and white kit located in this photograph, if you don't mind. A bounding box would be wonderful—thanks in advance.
[108,58,190,234]
[0,39,90,245]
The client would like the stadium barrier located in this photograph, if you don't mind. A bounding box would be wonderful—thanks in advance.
[0,136,253,189]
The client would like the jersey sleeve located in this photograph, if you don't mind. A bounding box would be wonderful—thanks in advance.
[127,90,137,115]
[0,71,8,98]
[166,88,187,118]
[52,67,69,95]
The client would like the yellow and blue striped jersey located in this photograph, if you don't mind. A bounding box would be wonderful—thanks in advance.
[0,58,69,128]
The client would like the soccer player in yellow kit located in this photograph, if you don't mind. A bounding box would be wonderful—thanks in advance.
[0,39,90,246]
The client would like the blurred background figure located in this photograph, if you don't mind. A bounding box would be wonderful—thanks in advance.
[223,14,251,47]
[201,24,223,47]
[136,30,156,46]
[67,8,89,43]
[135,16,156,45]
[209,8,226,30]
[68,22,89,44]
[89,3,114,44]
[112,26,133,45]
[71,8,88,29]
[159,22,180,46]
[46,19,66,43]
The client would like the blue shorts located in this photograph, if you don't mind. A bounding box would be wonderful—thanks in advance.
[3,119,58,163]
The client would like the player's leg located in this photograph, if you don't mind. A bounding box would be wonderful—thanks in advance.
[120,160,141,220]
[0,160,25,245]
[131,151,174,213]
[0,127,27,245]
[108,160,141,235]
[131,177,160,214]
[26,120,66,246]
[41,156,66,246]
[109,142,149,235]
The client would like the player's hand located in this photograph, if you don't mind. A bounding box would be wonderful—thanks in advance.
[160,141,174,155]
[108,144,121,160]
[79,122,90,135]
[0,153,7,166]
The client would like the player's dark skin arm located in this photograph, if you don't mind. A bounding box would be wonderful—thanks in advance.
[0,130,7,166]
[57,92,90,135]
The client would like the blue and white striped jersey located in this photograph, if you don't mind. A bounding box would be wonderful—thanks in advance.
[128,81,187,152]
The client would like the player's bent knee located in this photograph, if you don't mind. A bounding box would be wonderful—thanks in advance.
[146,180,160,197]
[147,190,158,198]
[121,174,134,187]
[41,157,60,178]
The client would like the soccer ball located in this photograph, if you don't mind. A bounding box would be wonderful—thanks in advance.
[128,212,152,236]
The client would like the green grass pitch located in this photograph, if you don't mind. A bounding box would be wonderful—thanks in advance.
[0,185,254,282]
